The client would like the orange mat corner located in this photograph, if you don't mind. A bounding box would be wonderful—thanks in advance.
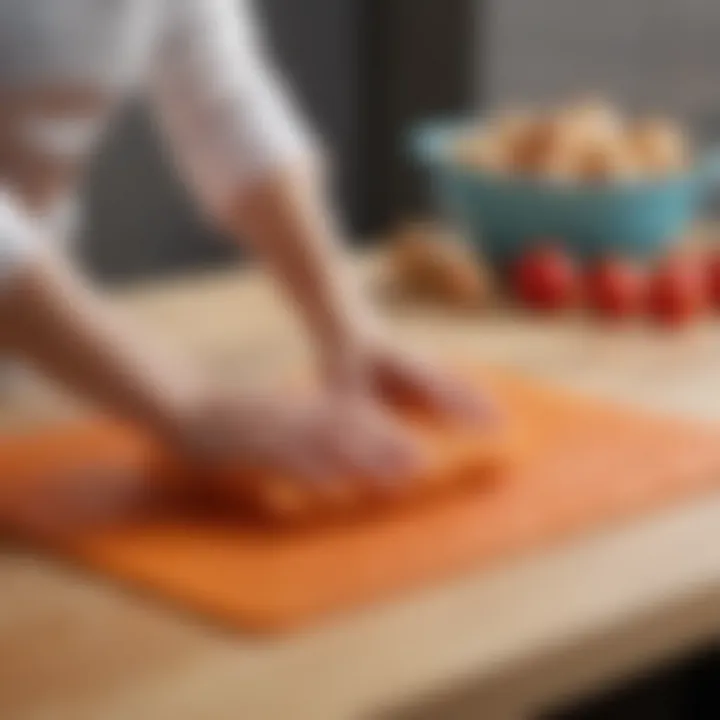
[1,370,719,634]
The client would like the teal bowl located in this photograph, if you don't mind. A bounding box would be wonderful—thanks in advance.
[410,120,720,266]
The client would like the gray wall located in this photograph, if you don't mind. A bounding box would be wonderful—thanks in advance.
[486,0,720,130]
[80,105,219,283]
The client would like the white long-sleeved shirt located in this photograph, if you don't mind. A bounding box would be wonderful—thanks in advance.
[0,0,315,281]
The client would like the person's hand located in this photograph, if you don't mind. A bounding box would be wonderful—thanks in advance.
[321,331,495,423]
[4,389,423,535]
[173,388,422,490]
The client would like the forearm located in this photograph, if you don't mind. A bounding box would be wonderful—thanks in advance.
[0,249,202,439]
[219,161,373,359]
[152,0,373,358]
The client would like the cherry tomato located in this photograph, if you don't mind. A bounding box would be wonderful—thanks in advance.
[704,251,720,307]
[647,256,707,327]
[586,258,647,319]
[512,244,580,311]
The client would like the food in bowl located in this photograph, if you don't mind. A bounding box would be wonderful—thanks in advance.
[454,97,692,184]
[627,117,690,176]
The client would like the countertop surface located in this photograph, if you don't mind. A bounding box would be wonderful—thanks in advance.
[1,264,719,720]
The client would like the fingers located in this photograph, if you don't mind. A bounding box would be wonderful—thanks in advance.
[375,352,496,424]
[276,436,336,486]
[189,391,431,518]
[319,399,422,491]
[414,368,496,423]
[249,396,425,515]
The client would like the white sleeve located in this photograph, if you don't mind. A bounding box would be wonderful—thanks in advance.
[0,189,39,289]
[151,0,317,217]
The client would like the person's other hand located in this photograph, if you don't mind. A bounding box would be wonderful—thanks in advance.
[175,389,422,492]
[322,332,495,424]
[3,390,422,536]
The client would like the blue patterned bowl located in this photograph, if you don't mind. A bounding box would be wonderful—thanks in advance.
[410,120,720,266]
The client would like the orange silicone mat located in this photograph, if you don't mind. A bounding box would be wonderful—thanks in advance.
[1,370,719,633]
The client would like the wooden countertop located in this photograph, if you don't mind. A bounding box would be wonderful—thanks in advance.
[1,264,719,720]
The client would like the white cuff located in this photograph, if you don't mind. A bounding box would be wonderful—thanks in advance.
[0,190,39,288]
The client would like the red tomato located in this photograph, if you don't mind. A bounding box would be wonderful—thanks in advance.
[512,245,580,311]
[586,258,647,319]
[647,257,707,326]
[705,251,720,307]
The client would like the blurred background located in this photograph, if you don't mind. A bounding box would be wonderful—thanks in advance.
[21,1,719,717]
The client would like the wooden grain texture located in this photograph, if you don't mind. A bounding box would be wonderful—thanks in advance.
[1,262,719,720]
